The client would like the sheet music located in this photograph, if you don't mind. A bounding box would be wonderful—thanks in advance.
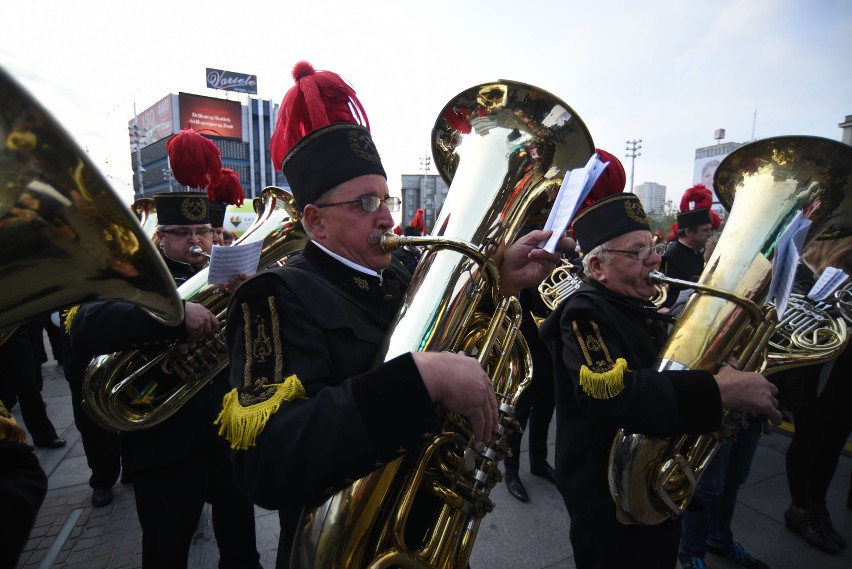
[768,211,811,319]
[207,241,263,285]
[807,267,849,301]
[540,153,608,253]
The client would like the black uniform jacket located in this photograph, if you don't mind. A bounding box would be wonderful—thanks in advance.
[69,256,228,473]
[224,241,440,512]
[661,240,705,308]
[539,281,722,521]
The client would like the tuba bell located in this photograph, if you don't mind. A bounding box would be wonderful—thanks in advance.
[608,135,852,525]
[83,186,307,431]
[0,65,183,340]
[290,80,594,569]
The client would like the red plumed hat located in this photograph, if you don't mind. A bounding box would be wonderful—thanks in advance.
[166,124,223,190]
[679,183,722,229]
[208,168,244,206]
[270,61,370,171]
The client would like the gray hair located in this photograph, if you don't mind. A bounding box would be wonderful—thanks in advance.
[581,241,613,277]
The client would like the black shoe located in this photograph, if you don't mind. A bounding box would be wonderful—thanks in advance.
[530,462,556,484]
[34,437,66,449]
[706,541,769,569]
[811,504,847,549]
[504,470,528,502]
[785,504,840,554]
[91,488,113,508]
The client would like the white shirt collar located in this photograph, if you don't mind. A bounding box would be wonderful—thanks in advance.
[312,240,383,282]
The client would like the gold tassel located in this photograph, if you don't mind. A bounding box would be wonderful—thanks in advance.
[0,401,27,444]
[579,358,629,400]
[62,306,79,335]
[215,374,306,451]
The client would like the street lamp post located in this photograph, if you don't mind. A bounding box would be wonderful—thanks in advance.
[625,139,642,193]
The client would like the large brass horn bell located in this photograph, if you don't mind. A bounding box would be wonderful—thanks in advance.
[0,65,183,331]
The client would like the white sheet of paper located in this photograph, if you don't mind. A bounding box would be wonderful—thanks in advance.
[540,153,608,253]
[807,267,849,301]
[207,241,263,285]
[768,211,811,319]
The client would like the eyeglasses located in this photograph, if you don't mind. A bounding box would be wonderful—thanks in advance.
[158,226,213,238]
[315,195,401,213]
[608,243,666,260]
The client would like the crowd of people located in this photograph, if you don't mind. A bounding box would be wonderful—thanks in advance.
[2,61,850,569]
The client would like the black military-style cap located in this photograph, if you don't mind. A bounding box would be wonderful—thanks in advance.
[154,192,210,226]
[571,193,651,252]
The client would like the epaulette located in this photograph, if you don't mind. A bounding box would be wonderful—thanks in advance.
[62,305,79,334]
[215,279,307,450]
[571,318,629,399]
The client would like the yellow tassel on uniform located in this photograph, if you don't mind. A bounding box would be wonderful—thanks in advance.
[62,306,79,335]
[0,400,27,444]
[215,374,307,451]
[579,358,629,399]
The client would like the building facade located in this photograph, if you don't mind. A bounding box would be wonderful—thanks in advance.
[633,181,667,216]
[399,173,449,232]
[130,93,282,201]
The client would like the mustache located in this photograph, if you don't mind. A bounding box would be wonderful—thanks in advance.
[367,228,386,247]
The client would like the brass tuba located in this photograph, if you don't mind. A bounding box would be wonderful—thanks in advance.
[608,135,852,525]
[0,65,183,342]
[83,186,307,431]
[290,81,594,569]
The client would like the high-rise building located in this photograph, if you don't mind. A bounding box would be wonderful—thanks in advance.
[399,173,449,232]
[129,93,281,200]
[633,181,667,215]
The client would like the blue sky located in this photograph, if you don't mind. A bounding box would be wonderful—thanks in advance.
[2,0,850,212]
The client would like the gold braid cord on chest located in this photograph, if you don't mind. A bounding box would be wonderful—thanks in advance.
[571,319,629,400]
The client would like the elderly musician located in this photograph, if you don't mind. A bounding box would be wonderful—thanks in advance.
[68,192,261,569]
[215,62,571,569]
[539,192,781,569]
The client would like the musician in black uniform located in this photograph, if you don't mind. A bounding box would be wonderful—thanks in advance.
[660,207,714,308]
[216,62,569,569]
[69,192,261,569]
[0,399,47,568]
[539,193,782,569]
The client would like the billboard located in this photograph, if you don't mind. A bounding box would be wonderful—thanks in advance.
[178,93,242,140]
[224,202,256,236]
[206,68,258,95]
[129,95,174,149]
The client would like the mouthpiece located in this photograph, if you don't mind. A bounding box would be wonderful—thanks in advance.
[188,245,210,258]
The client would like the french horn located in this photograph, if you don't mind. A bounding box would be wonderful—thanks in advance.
[83,186,307,431]
[291,80,594,569]
[608,135,852,525]
[0,65,183,344]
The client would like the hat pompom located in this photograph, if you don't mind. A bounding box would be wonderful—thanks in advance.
[270,61,370,170]
[167,125,223,190]
[410,208,426,235]
[680,183,722,229]
[208,168,244,206]
[680,183,713,211]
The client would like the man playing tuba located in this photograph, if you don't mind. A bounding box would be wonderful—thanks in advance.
[539,191,781,569]
[216,61,572,569]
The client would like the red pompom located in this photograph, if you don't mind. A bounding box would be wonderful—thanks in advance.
[680,183,722,229]
[166,125,222,190]
[573,148,627,218]
[207,168,244,206]
[680,183,713,212]
[270,61,370,170]
[292,61,315,81]
[410,208,426,235]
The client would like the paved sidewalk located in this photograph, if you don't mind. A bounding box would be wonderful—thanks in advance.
[12,349,852,569]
